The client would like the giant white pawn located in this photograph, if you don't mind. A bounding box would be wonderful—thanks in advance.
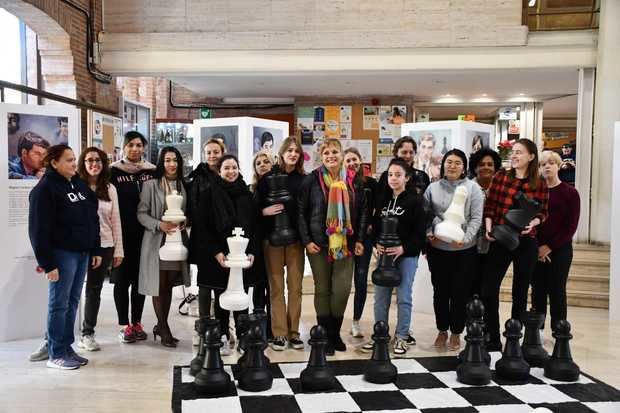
[435,185,469,243]
[159,190,188,261]
[219,227,252,311]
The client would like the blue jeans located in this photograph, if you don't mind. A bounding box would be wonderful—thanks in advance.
[47,249,89,359]
[373,256,418,339]
[353,238,373,320]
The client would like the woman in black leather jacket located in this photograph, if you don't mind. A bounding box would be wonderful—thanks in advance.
[297,138,368,355]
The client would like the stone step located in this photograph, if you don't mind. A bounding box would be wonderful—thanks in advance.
[499,287,609,309]
[502,271,609,294]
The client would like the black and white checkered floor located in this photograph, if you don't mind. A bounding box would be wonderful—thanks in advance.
[172,353,620,412]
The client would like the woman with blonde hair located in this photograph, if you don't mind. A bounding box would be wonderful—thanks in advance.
[256,137,306,351]
[298,138,368,355]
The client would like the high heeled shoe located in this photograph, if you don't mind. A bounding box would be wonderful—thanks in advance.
[153,325,179,343]
[153,325,177,348]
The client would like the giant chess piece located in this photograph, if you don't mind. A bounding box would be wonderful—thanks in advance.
[235,313,251,367]
[521,311,549,368]
[194,324,232,394]
[495,319,530,381]
[159,190,188,261]
[434,185,469,243]
[491,191,541,251]
[456,322,491,385]
[300,325,337,391]
[265,173,297,246]
[238,312,270,369]
[219,227,252,311]
[238,325,273,392]
[544,320,580,382]
[371,217,402,287]
[364,321,398,384]
[190,317,220,377]
[458,295,490,366]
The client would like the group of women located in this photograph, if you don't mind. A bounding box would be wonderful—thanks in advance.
[28,130,580,370]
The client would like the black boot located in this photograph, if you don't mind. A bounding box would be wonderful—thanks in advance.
[317,316,334,356]
[331,316,346,352]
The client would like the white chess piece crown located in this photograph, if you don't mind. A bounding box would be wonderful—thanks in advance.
[434,184,469,243]
[219,227,252,311]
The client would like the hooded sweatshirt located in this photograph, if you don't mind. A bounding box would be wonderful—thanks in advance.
[110,158,156,258]
[373,189,426,257]
[28,169,101,273]
[423,178,484,252]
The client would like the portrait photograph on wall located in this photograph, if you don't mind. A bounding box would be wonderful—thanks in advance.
[408,129,452,182]
[466,130,490,157]
[7,112,69,180]
[252,126,283,157]
[199,125,239,159]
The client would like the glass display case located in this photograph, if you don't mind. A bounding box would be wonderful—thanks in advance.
[156,121,195,176]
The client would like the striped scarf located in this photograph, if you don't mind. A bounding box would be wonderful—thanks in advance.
[320,166,354,261]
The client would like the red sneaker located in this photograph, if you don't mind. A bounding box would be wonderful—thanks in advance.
[132,323,148,341]
[118,325,136,344]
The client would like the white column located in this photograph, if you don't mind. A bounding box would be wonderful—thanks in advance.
[519,102,544,147]
[610,122,620,321]
[575,68,595,243]
[591,0,620,244]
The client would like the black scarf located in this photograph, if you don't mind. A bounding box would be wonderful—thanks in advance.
[211,175,252,235]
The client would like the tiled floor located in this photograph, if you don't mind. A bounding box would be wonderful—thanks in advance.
[0,283,618,413]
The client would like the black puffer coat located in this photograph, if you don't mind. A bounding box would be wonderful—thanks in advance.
[186,162,216,265]
[297,168,368,249]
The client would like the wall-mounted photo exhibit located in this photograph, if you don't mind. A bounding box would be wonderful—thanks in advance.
[0,103,81,342]
[192,117,289,178]
[87,111,123,162]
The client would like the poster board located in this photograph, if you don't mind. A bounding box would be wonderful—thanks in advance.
[0,103,81,342]
[192,117,289,178]
[87,110,123,162]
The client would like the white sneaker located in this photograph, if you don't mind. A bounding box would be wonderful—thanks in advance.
[393,337,408,355]
[220,336,233,357]
[78,334,101,351]
[350,320,364,338]
[29,341,49,362]
[360,340,374,353]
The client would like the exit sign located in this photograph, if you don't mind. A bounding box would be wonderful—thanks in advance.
[200,108,212,119]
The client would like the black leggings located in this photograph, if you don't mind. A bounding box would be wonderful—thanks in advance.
[481,236,538,344]
[252,281,273,339]
[82,248,114,335]
[113,258,145,326]
[427,246,476,334]
[531,243,573,331]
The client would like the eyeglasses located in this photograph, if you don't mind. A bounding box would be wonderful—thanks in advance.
[85,159,102,164]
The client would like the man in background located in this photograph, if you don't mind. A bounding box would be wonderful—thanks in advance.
[559,143,576,185]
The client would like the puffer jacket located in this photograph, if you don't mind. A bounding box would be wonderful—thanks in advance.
[297,168,368,248]
[186,162,216,265]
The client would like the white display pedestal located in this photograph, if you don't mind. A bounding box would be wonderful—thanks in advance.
[610,122,620,321]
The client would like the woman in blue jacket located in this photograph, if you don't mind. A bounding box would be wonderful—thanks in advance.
[28,144,102,370]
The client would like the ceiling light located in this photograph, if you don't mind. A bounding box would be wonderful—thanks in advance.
[482,93,487,97]
[519,93,525,96]
[528,0,537,7]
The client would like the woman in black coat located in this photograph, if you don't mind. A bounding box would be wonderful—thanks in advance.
[198,154,257,355]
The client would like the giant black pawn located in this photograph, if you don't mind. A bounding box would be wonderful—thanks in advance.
[190,317,219,377]
[238,325,273,392]
[371,217,402,287]
[544,320,580,382]
[457,322,491,385]
[495,319,530,381]
[194,324,232,394]
[458,295,490,366]
[364,321,398,384]
[266,173,297,246]
[301,325,336,391]
[521,311,549,368]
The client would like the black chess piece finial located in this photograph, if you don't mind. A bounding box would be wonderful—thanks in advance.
[521,311,549,368]
[495,319,530,381]
[194,324,232,394]
[300,325,336,391]
[544,320,580,382]
[371,217,402,287]
[364,321,398,384]
[238,325,273,392]
[456,322,491,385]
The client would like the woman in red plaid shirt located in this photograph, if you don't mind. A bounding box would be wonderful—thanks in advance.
[481,138,549,351]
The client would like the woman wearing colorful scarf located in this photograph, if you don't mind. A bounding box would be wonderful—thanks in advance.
[298,138,368,355]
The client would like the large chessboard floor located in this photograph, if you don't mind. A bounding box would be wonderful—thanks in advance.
[173,355,620,412]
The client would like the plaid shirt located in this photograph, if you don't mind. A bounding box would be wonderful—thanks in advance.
[483,170,549,238]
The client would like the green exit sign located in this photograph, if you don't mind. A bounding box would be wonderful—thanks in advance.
[200,108,212,119]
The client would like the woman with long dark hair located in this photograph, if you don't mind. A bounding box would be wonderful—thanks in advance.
[257,137,306,351]
[424,149,484,350]
[110,131,156,343]
[298,138,368,355]
[481,138,549,351]
[343,147,376,338]
[200,154,257,355]
[76,147,124,352]
[137,146,190,347]
[29,144,102,369]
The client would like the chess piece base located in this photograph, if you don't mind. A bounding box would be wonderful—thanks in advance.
[219,290,250,311]
[544,359,580,382]
[495,357,531,381]
[300,367,337,391]
[194,368,232,394]
[189,351,204,377]
[522,346,550,368]
[491,225,519,251]
[435,222,465,244]
[456,362,491,385]
[268,228,297,247]
[238,368,273,392]
[363,360,397,384]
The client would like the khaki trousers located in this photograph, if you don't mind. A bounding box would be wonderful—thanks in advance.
[264,241,305,339]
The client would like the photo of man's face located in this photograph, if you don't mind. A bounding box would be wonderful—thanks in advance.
[420,135,436,160]
[22,144,47,172]
[57,119,69,139]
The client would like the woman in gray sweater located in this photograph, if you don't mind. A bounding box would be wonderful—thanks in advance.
[423,149,483,351]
